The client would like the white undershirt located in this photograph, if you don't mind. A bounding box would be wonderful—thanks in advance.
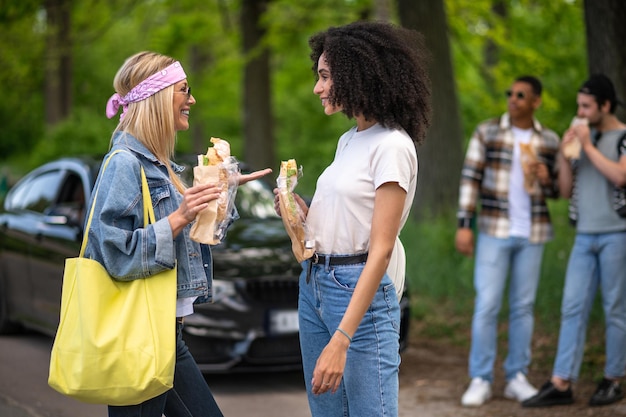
[508,126,532,238]
[176,296,197,317]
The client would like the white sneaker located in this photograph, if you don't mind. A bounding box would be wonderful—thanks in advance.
[461,377,492,407]
[504,372,538,402]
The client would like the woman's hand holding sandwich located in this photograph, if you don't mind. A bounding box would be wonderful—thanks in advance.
[273,189,308,220]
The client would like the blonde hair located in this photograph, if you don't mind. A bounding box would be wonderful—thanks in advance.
[110,51,186,192]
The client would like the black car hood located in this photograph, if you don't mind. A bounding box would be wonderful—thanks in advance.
[211,217,301,280]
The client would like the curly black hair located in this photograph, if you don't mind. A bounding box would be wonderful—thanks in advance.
[309,21,432,145]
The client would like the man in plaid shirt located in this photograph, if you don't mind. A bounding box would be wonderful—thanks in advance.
[456,76,560,407]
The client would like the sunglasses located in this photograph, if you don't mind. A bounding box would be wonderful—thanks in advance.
[505,90,525,100]
[175,86,192,99]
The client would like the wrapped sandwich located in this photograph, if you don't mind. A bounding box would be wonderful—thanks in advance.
[563,117,587,160]
[519,142,538,194]
[190,137,239,245]
[277,159,314,262]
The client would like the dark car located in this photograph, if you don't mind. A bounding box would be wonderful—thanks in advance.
[0,157,410,373]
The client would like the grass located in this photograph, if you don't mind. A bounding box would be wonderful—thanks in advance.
[402,199,608,380]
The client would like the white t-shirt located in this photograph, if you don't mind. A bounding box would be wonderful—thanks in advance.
[508,126,532,238]
[306,124,418,254]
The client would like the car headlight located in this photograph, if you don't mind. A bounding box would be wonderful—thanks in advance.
[212,279,236,301]
[211,279,250,312]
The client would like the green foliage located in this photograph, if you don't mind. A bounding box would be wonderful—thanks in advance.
[264,0,374,192]
[400,212,476,345]
[447,0,586,141]
[0,5,45,158]
[0,0,610,370]
[0,0,41,22]
[0,0,589,195]
[30,108,114,168]
[401,211,475,311]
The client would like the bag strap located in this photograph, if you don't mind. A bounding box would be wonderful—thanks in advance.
[79,150,153,257]
[616,130,626,157]
[141,165,156,226]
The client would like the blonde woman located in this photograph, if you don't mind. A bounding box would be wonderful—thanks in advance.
[88,51,270,417]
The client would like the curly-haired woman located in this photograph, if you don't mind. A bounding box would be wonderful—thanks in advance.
[276,21,432,417]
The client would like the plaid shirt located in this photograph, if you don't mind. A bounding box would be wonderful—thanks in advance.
[457,113,560,243]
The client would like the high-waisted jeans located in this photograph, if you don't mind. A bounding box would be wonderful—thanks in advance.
[108,321,223,417]
[299,257,401,417]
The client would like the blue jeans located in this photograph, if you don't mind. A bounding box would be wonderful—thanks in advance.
[553,232,626,381]
[469,233,544,382]
[108,321,223,417]
[299,258,401,417]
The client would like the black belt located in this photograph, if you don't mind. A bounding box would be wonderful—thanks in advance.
[306,253,368,284]
[310,252,368,266]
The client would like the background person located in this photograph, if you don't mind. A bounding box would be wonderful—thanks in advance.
[455,76,560,407]
[522,74,626,408]
[89,51,270,417]
[275,21,431,417]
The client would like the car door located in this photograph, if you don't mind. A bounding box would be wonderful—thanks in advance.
[29,169,87,334]
[1,167,66,332]
[1,163,86,334]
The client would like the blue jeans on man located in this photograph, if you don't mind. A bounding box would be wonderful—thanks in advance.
[553,232,626,381]
[469,233,544,382]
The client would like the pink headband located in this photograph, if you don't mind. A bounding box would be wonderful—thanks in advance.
[106,61,187,120]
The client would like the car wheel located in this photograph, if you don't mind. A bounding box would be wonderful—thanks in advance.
[0,276,20,334]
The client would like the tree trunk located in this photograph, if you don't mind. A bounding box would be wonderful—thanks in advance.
[373,0,392,21]
[397,0,464,218]
[482,1,507,95]
[584,0,626,121]
[44,0,72,126]
[241,0,274,172]
[188,46,213,154]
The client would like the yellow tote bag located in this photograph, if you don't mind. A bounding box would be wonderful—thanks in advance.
[48,151,177,405]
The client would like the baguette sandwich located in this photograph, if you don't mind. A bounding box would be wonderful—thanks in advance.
[277,159,314,262]
[198,137,231,221]
[563,117,587,160]
[280,159,300,227]
[519,142,538,194]
[190,137,239,244]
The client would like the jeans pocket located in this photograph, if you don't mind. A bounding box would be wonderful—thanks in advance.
[328,265,360,291]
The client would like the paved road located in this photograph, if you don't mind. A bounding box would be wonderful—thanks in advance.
[0,331,310,417]
[12,330,626,417]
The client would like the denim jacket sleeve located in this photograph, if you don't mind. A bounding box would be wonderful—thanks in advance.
[84,150,176,280]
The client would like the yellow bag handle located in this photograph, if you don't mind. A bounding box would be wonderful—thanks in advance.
[79,150,153,257]
[141,167,156,227]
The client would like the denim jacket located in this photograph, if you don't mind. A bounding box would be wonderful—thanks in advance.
[84,132,213,303]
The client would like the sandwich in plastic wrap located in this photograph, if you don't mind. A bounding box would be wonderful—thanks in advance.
[277,159,314,262]
[190,137,239,244]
